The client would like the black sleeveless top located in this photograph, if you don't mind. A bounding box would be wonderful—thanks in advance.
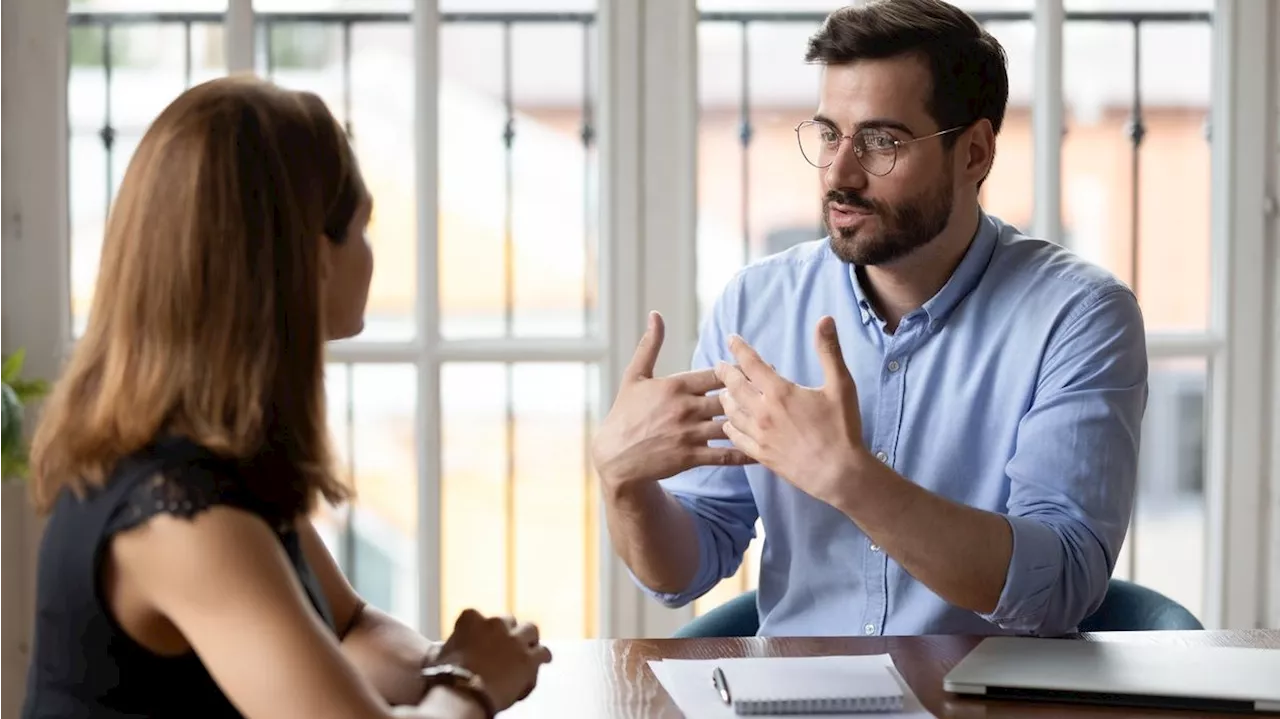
[22,437,336,718]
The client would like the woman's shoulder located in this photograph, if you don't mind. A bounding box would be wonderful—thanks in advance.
[105,436,280,538]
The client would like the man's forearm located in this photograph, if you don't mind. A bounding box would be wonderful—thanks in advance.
[603,479,702,595]
[830,455,1012,614]
[341,605,439,706]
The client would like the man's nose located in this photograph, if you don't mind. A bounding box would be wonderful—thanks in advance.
[824,140,869,192]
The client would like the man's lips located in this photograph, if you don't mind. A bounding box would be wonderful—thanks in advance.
[829,203,874,229]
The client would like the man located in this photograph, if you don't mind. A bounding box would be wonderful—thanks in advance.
[591,0,1147,637]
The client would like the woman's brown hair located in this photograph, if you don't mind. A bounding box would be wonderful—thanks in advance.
[30,75,365,518]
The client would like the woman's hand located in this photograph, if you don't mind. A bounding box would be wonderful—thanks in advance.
[433,610,552,712]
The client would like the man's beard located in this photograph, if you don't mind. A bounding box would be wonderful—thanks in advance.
[823,176,954,266]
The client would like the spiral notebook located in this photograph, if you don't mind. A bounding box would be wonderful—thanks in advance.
[650,654,922,717]
[719,656,904,715]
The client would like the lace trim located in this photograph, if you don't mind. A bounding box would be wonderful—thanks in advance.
[109,464,266,536]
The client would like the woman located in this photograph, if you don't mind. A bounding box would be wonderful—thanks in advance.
[22,75,548,719]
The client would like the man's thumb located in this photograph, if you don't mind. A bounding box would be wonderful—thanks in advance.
[814,316,850,386]
[626,311,665,380]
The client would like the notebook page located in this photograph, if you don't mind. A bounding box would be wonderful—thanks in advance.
[650,655,935,718]
[718,655,904,705]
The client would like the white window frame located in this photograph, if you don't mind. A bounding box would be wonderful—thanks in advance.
[1,7,1276,684]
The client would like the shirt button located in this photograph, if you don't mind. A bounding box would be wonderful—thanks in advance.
[864,623,876,635]
[887,360,901,373]
[874,451,888,463]
[870,543,881,552]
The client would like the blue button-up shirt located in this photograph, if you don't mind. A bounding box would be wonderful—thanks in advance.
[639,213,1148,637]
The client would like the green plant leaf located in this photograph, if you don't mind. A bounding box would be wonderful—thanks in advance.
[2,382,21,452]
[11,378,49,402]
[0,440,26,478]
[1,349,25,385]
[2,451,29,482]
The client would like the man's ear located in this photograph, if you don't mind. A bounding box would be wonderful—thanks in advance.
[960,118,996,187]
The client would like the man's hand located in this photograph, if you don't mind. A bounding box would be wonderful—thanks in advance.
[715,316,867,506]
[592,311,754,491]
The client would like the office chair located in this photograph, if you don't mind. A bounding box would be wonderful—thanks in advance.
[672,578,1204,638]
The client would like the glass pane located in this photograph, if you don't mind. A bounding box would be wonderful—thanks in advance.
[439,21,598,339]
[441,362,599,638]
[442,0,594,11]
[1063,20,1211,332]
[322,363,419,629]
[1114,357,1208,622]
[256,0,409,10]
[262,20,417,341]
[1066,0,1210,10]
[976,21,1034,232]
[71,0,226,9]
[698,0,1030,10]
[697,20,824,318]
[68,20,226,335]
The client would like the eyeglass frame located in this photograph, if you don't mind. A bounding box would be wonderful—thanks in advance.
[794,119,969,176]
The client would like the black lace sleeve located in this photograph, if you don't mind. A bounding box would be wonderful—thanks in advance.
[105,461,267,537]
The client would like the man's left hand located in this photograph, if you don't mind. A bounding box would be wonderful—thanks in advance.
[714,316,868,506]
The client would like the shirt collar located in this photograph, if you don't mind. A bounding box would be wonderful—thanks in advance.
[847,212,999,329]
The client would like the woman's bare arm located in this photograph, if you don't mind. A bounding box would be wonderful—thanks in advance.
[111,507,479,719]
[296,518,440,705]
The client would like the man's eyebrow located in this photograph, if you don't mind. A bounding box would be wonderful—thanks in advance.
[811,113,917,137]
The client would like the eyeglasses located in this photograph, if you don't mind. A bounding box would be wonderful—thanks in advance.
[794,120,967,176]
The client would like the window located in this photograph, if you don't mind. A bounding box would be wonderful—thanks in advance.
[693,2,1036,616]
[64,0,602,641]
[1061,8,1213,620]
[46,0,1271,638]
[690,1,1218,626]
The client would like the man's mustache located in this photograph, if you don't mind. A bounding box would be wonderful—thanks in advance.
[825,189,879,213]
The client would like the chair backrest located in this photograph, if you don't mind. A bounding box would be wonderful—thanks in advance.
[1077,578,1204,632]
[672,590,759,638]
[672,579,1203,638]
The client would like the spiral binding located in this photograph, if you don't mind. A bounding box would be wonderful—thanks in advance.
[734,693,904,715]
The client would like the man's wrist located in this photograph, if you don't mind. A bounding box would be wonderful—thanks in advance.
[823,446,881,516]
[602,470,656,505]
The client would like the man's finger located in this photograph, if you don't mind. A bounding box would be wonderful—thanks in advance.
[689,445,757,467]
[670,366,725,396]
[728,335,783,390]
[685,420,730,443]
[814,316,852,390]
[685,395,725,420]
[721,421,763,459]
[715,362,762,407]
[625,311,665,381]
[719,390,763,445]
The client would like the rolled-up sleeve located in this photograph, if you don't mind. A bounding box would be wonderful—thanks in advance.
[981,285,1148,635]
[630,278,760,608]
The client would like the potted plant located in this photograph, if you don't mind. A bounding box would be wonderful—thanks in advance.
[2,349,49,482]
[2,348,50,714]
[0,345,48,573]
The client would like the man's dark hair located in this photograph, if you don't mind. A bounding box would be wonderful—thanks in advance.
[805,0,1009,147]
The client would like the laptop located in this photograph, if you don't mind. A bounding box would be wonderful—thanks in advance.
[944,636,1280,714]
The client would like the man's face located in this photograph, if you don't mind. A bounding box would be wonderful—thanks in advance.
[815,55,957,266]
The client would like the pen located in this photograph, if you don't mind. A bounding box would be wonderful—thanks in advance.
[712,666,732,706]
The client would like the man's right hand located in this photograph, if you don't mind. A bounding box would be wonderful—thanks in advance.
[592,311,755,491]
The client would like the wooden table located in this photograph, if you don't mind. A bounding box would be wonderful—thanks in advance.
[505,630,1280,718]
